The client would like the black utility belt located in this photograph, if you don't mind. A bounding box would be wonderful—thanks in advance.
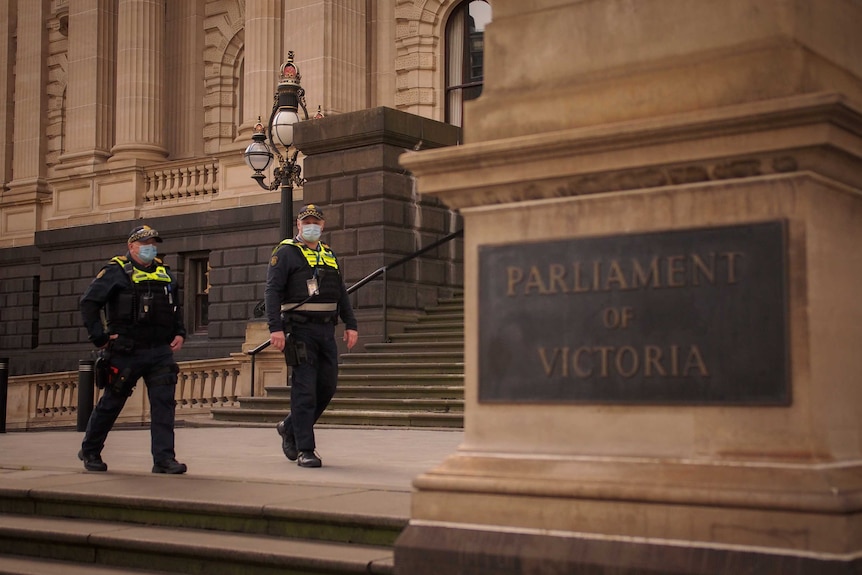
[110,337,169,353]
[280,302,337,312]
[283,312,334,325]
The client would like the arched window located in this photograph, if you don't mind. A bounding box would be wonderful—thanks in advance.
[445,0,492,127]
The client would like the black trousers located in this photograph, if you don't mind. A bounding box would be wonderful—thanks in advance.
[282,321,339,452]
[81,344,179,463]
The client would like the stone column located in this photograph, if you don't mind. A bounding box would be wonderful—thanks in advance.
[286,0,366,114]
[59,0,115,168]
[109,0,168,163]
[0,0,14,189]
[396,1,862,573]
[3,0,50,242]
[240,0,283,139]
[165,0,204,159]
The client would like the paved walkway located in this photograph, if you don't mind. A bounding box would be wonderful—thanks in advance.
[0,425,464,492]
[0,426,464,574]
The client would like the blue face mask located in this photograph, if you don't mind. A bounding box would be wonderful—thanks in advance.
[137,244,158,264]
[300,224,322,243]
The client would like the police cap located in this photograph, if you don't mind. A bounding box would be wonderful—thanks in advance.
[128,225,163,243]
[297,204,324,221]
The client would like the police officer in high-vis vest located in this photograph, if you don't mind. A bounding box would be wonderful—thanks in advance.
[79,225,187,474]
[267,204,358,468]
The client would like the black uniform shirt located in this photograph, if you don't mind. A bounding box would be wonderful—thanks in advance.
[265,240,358,334]
[80,254,186,347]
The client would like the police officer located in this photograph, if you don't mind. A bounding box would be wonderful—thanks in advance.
[267,204,358,468]
[78,225,187,474]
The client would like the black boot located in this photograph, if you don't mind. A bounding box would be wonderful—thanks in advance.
[78,449,108,472]
[276,420,298,461]
[297,450,322,468]
[152,458,187,474]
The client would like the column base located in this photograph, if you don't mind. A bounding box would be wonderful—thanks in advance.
[395,524,861,575]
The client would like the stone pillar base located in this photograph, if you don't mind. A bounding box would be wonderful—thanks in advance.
[396,524,861,575]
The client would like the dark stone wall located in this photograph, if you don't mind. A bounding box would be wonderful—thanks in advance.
[0,245,41,356]
[0,205,281,375]
[296,106,464,342]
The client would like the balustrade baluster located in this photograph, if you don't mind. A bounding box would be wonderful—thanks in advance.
[155,169,167,200]
[182,167,192,199]
[49,383,60,414]
[209,370,218,405]
[209,162,219,195]
[144,172,154,202]
[218,369,229,405]
[194,165,204,195]
[59,382,68,413]
[34,383,44,416]
[169,168,181,200]
[177,371,189,407]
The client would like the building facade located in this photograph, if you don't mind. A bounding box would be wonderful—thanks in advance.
[0,0,489,374]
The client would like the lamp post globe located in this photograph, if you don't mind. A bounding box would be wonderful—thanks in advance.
[244,50,310,239]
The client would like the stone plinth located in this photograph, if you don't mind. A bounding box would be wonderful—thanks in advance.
[394,1,862,573]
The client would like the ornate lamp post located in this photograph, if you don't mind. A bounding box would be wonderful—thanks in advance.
[244,51,310,239]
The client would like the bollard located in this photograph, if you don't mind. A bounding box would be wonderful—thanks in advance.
[0,358,8,433]
[77,359,95,432]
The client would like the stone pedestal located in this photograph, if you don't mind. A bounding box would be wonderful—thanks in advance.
[395,1,862,573]
[239,319,286,398]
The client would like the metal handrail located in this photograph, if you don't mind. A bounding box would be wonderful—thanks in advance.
[246,229,463,393]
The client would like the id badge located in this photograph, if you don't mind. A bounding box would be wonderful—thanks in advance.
[306,278,319,296]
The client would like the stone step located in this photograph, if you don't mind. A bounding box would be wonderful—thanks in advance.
[0,483,405,548]
[402,322,463,333]
[340,351,463,364]
[386,331,463,343]
[423,302,464,313]
[264,383,463,398]
[414,312,464,323]
[228,396,463,412]
[210,408,463,428]
[0,554,175,575]
[363,341,463,352]
[337,372,464,383]
[264,375,464,397]
[215,292,465,429]
[0,514,394,575]
[404,321,464,341]
[339,362,464,375]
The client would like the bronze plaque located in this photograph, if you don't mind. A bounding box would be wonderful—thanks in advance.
[478,221,789,404]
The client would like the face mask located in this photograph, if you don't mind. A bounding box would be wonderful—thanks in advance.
[137,244,158,264]
[300,224,322,243]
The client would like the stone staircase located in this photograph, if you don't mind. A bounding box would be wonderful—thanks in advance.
[0,472,404,575]
[210,293,465,429]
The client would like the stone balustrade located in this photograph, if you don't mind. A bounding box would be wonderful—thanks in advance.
[144,160,219,203]
[5,357,243,431]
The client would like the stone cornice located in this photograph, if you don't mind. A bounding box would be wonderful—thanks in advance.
[400,93,862,209]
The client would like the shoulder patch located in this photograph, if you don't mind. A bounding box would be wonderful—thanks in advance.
[270,255,278,266]
[96,269,106,279]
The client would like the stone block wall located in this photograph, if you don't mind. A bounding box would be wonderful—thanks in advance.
[295,107,464,342]
[0,246,41,354]
[0,205,282,375]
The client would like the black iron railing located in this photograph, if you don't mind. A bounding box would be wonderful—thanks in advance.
[247,229,463,394]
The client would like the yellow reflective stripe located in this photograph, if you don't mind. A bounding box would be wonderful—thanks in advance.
[130,266,171,283]
[278,239,339,270]
[111,257,170,282]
